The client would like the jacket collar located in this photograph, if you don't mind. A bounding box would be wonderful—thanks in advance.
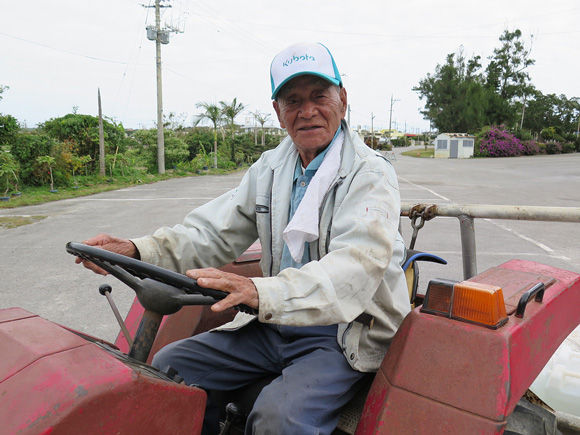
[267,120,355,177]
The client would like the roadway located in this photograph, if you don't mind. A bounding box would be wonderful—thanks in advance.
[1,148,578,341]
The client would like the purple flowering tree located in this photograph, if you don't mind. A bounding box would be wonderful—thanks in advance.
[477,126,524,157]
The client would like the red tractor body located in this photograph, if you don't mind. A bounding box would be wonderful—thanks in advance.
[358,260,580,434]
[1,245,579,434]
[0,308,206,435]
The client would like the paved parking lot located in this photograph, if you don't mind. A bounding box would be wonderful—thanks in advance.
[393,148,580,284]
[1,149,578,341]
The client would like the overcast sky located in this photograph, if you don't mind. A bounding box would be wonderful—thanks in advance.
[1,0,578,133]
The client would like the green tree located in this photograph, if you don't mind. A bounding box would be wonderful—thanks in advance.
[523,91,579,137]
[415,29,536,132]
[485,29,535,127]
[414,48,487,132]
[195,102,223,168]
[219,98,247,162]
[232,134,254,165]
[36,156,56,191]
[486,29,535,102]
[41,114,129,171]
[11,133,80,187]
[184,128,217,159]
[10,132,55,185]
[0,114,19,146]
[70,154,92,184]
[0,85,8,102]
[0,146,19,196]
[571,99,580,149]
[133,129,189,172]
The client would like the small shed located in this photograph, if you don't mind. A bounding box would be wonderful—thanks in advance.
[434,133,475,159]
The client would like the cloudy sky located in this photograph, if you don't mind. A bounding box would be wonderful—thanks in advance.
[1,0,578,133]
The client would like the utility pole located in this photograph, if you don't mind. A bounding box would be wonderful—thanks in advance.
[371,112,375,149]
[145,0,180,174]
[388,94,400,145]
[98,88,105,177]
[154,0,165,174]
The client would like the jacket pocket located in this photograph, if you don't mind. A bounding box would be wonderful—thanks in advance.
[255,195,271,267]
[255,194,270,213]
[255,196,270,232]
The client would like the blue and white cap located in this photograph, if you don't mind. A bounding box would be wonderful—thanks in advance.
[270,42,342,100]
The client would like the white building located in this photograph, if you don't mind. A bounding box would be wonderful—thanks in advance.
[434,133,475,159]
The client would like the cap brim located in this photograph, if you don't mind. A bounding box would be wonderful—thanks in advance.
[271,72,341,100]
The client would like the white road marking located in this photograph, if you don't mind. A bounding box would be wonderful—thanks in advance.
[484,219,571,261]
[401,198,447,202]
[65,198,216,201]
[398,176,450,201]
[397,176,570,262]
[424,250,564,258]
[117,188,158,192]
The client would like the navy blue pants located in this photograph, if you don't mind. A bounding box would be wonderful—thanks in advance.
[151,321,367,435]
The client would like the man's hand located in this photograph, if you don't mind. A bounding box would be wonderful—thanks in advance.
[186,268,259,313]
[75,233,138,276]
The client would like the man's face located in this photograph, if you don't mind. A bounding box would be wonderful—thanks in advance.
[273,75,347,165]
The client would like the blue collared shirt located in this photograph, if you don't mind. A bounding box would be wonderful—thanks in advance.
[280,126,342,271]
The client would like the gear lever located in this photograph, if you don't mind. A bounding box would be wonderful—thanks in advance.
[99,284,134,348]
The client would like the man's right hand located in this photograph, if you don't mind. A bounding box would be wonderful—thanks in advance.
[75,233,139,276]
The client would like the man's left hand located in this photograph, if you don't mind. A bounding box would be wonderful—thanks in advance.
[186,268,259,313]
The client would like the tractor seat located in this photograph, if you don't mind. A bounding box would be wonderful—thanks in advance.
[211,374,373,435]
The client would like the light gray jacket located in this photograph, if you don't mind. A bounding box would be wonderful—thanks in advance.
[132,121,410,372]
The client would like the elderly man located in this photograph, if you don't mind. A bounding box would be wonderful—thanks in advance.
[78,42,410,435]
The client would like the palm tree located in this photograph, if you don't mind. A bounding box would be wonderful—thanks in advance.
[251,110,271,148]
[219,98,247,162]
[195,102,223,168]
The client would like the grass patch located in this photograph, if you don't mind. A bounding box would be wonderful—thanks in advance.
[0,168,241,210]
[0,215,47,229]
[401,148,434,158]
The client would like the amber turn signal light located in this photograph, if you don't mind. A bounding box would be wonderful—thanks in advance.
[421,279,508,329]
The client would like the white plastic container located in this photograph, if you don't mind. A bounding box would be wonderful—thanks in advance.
[530,326,580,418]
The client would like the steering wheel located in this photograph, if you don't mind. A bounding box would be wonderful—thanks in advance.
[66,241,254,314]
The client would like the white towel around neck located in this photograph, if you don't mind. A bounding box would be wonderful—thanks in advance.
[283,130,344,262]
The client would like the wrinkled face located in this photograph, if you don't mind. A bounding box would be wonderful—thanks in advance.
[273,75,347,166]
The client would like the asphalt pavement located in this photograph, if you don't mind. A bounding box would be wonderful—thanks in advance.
[1,149,578,342]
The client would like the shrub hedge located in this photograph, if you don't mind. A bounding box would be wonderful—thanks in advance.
[475,126,577,158]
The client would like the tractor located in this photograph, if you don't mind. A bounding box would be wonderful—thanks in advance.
[1,203,579,435]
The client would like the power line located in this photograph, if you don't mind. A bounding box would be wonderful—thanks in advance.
[184,1,276,54]
[0,32,133,65]
[112,4,151,121]
[176,7,580,41]
[196,0,276,51]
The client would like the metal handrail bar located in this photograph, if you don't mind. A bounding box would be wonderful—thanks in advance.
[400,203,580,279]
[401,203,580,223]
